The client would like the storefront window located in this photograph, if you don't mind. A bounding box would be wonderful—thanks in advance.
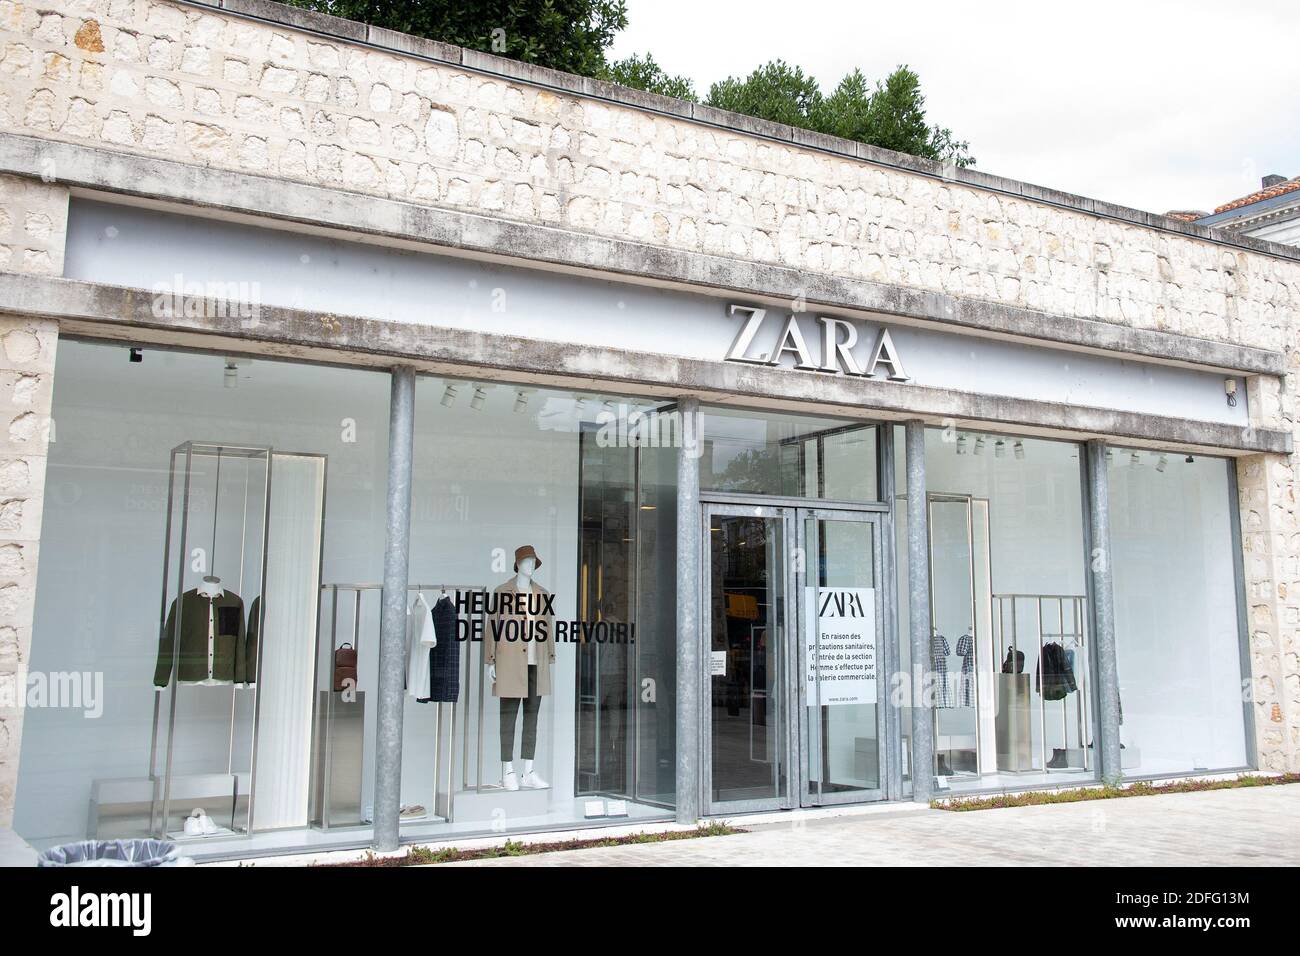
[896,427,1093,791]
[701,407,878,501]
[17,342,386,846]
[1109,451,1248,775]
[15,342,678,852]
[399,383,677,835]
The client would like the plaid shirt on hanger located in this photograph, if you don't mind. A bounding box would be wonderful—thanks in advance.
[955,633,976,707]
[930,633,954,708]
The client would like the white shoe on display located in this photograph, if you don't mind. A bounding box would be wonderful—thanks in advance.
[521,771,549,789]
[502,770,520,791]
[183,810,204,837]
[197,810,220,835]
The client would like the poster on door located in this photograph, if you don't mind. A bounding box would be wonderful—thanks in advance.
[804,587,876,706]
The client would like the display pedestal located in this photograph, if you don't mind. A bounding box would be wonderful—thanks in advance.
[451,787,551,823]
[996,673,1033,772]
[312,690,365,828]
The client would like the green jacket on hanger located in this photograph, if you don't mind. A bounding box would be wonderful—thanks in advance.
[153,588,247,686]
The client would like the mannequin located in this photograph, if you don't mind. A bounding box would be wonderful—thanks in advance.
[486,545,556,791]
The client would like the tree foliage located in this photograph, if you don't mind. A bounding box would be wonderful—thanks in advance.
[282,0,628,77]
[601,53,697,101]
[280,2,972,166]
[707,61,974,167]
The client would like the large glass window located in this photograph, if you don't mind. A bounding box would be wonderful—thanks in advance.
[16,341,678,854]
[701,407,878,501]
[896,427,1092,792]
[1109,451,1248,775]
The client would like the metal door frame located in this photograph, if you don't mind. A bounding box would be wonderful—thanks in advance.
[700,501,796,815]
[796,506,887,807]
[700,500,888,815]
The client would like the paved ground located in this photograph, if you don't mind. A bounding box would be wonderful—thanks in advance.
[445,784,1300,866]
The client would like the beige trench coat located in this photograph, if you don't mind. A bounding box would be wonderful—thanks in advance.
[486,578,556,699]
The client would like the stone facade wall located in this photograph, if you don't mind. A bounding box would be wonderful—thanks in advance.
[0,174,61,826]
[0,0,1297,354]
[0,0,1292,801]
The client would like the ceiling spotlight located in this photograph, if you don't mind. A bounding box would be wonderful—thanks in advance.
[1130,452,1140,466]
[470,385,487,410]
[1185,455,1195,464]
[956,434,967,456]
[1105,448,1114,464]
[973,436,986,457]
[994,439,1006,459]
[1156,454,1168,473]
[513,390,530,413]
[1014,441,1025,460]
[441,384,458,407]
[223,358,239,389]
[128,347,143,363]
[575,395,589,410]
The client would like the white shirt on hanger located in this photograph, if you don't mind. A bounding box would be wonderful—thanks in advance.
[405,593,437,700]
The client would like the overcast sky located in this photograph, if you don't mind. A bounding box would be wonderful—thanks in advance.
[608,0,1299,215]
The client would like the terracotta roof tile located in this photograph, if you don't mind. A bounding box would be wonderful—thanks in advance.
[1214,176,1300,214]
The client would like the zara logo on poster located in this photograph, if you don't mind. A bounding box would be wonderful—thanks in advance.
[724,304,910,382]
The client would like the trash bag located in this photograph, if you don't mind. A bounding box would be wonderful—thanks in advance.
[37,839,193,867]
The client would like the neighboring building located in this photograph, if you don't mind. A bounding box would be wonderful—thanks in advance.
[1195,173,1300,246]
[0,1,1296,863]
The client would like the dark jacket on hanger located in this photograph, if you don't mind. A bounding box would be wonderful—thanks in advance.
[421,595,460,703]
[244,596,262,684]
[1036,641,1077,701]
[153,588,246,686]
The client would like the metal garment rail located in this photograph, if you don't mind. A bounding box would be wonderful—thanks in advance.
[320,582,486,825]
[992,594,1090,774]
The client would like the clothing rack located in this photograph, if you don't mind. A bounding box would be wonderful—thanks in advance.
[992,594,1089,774]
[319,582,486,825]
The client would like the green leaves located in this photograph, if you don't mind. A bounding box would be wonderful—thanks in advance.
[280,2,973,167]
[706,61,974,168]
[282,0,629,78]
[601,52,698,101]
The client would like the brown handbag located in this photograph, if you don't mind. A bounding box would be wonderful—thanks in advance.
[333,642,358,691]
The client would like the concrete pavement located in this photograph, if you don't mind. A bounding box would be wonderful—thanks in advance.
[442,783,1300,867]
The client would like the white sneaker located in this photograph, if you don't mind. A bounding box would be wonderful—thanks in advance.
[197,810,220,835]
[502,770,519,791]
[521,771,549,789]
[183,810,203,837]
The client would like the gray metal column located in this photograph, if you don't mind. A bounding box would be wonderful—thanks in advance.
[905,421,935,803]
[1085,440,1123,783]
[879,425,904,801]
[373,366,416,851]
[675,397,702,823]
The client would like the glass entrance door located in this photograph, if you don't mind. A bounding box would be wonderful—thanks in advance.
[702,503,792,812]
[798,509,885,805]
[702,502,886,813]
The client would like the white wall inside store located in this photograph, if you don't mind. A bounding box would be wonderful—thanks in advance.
[15,341,588,842]
[1109,456,1247,773]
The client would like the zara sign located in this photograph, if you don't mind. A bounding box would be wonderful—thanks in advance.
[724,304,910,381]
